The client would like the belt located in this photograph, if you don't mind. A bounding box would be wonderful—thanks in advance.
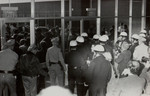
[49,62,59,65]
[0,70,14,74]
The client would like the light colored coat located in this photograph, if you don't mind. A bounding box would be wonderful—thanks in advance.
[114,75,145,96]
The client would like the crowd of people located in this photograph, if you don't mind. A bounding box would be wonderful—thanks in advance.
[0,23,150,96]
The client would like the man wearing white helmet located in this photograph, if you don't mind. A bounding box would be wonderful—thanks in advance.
[75,36,90,96]
[81,32,88,37]
[91,34,101,51]
[114,32,128,56]
[133,36,149,62]
[66,40,85,95]
[129,34,139,59]
[99,35,113,62]
[85,44,112,96]
[140,30,150,45]
[114,40,131,78]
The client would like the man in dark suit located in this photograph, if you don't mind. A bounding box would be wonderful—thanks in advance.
[86,44,112,96]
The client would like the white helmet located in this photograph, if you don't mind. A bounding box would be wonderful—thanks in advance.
[99,35,107,42]
[103,52,112,62]
[103,35,109,41]
[76,36,84,43]
[92,44,105,52]
[93,34,100,39]
[120,32,127,36]
[81,32,88,37]
[140,30,147,34]
[70,40,77,47]
[131,34,139,40]
[139,33,146,38]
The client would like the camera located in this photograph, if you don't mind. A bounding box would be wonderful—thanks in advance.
[141,56,149,63]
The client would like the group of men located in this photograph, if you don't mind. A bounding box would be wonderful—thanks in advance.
[0,29,150,96]
[66,29,150,96]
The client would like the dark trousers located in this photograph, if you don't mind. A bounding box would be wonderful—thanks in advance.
[0,73,17,96]
[89,85,106,96]
[68,69,88,96]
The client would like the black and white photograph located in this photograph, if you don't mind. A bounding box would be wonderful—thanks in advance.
[0,0,150,96]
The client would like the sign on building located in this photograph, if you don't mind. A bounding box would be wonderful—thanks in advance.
[1,7,18,18]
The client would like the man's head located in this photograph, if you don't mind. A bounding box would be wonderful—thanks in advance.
[91,44,105,55]
[69,40,77,51]
[93,34,100,44]
[99,35,108,45]
[27,44,38,54]
[2,39,15,50]
[51,37,59,46]
[121,41,131,51]
[131,34,139,44]
[119,32,127,41]
[129,61,140,75]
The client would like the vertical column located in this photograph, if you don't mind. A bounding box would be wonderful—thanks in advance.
[69,0,72,36]
[141,0,146,30]
[129,0,133,40]
[114,0,118,43]
[80,19,84,35]
[30,0,35,45]
[0,19,5,50]
[96,0,101,35]
[61,0,65,55]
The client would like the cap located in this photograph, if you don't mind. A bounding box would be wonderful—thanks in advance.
[27,44,37,52]
[99,35,107,42]
[70,40,77,47]
[131,34,139,40]
[76,36,84,43]
[93,34,100,39]
[120,32,127,36]
[81,32,88,37]
[92,44,105,52]
[103,52,112,61]
[103,35,109,40]
[4,39,15,47]
[139,33,146,38]
[138,36,146,42]
[51,37,59,44]
[140,30,147,34]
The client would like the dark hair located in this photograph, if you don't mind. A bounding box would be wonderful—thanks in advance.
[129,61,140,75]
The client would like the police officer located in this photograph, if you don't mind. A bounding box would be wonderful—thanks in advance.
[133,36,149,61]
[86,45,112,96]
[75,36,89,96]
[114,32,128,57]
[66,40,84,95]
[46,37,66,86]
[129,34,139,59]
[99,35,113,58]
[0,39,18,96]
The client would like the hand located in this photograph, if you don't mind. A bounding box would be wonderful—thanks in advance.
[63,65,67,72]
[122,68,130,75]
[143,61,150,68]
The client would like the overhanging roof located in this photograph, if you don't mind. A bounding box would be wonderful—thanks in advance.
[0,0,68,4]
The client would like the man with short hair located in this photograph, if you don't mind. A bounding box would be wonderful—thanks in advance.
[129,34,139,59]
[114,61,146,96]
[18,44,47,96]
[0,39,18,96]
[46,37,66,86]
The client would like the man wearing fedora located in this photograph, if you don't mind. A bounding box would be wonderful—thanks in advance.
[0,39,18,96]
